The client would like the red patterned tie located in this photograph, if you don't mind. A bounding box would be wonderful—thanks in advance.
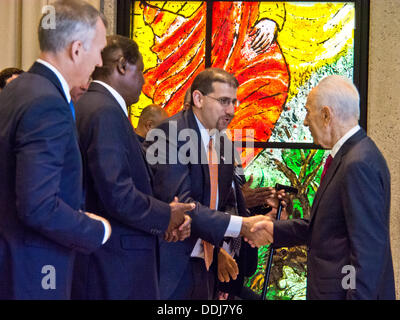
[320,154,333,182]
[203,137,218,271]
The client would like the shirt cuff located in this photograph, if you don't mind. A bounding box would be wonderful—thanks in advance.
[101,220,111,244]
[224,215,242,238]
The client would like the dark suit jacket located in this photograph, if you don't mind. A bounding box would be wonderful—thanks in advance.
[148,108,250,299]
[71,82,171,299]
[217,177,258,297]
[273,129,395,299]
[0,62,105,299]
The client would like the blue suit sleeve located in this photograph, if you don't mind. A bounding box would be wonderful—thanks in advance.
[342,160,390,299]
[149,122,230,246]
[85,106,171,235]
[15,97,104,253]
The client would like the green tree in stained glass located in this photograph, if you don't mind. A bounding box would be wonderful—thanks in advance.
[245,148,328,300]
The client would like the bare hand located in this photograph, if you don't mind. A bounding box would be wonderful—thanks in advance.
[218,248,239,282]
[167,197,195,236]
[164,214,192,242]
[241,175,276,209]
[266,206,288,220]
[177,214,191,240]
[245,217,274,248]
[240,215,272,247]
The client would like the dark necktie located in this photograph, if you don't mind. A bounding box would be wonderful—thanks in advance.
[69,100,76,121]
[228,187,242,256]
[320,154,333,182]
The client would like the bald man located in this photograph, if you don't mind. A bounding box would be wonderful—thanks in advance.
[135,104,168,143]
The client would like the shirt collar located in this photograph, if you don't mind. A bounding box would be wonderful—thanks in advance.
[92,80,128,117]
[36,59,71,103]
[331,125,361,158]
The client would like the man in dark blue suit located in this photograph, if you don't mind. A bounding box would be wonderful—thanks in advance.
[146,68,271,299]
[0,0,112,299]
[249,75,395,299]
[71,35,194,300]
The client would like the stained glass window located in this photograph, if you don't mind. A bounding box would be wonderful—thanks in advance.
[127,0,368,300]
[131,1,356,144]
[243,147,328,299]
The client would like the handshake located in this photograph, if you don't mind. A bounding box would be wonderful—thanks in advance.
[164,187,290,244]
[164,184,291,244]
[165,197,195,242]
[240,214,276,247]
[240,182,293,247]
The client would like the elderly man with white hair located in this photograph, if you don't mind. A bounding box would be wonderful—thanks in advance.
[248,75,395,300]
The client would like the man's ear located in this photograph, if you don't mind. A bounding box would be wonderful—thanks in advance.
[116,57,128,75]
[70,40,83,63]
[192,90,203,109]
[321,105,332,126]
[145,119,154,130]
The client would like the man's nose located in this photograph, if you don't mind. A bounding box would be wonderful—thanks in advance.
[226,103,235,116]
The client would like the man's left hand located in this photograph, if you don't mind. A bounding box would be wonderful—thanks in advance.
[218,248,239,282]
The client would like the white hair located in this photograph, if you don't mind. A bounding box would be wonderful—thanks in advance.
[314,75,360,122]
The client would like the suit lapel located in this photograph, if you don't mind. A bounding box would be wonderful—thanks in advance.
[186,109,211,205]
[309,152,343,225]
[309,129,367,226]
[28,62,68,103]
[185,109,235,208]
[217,134,234,208]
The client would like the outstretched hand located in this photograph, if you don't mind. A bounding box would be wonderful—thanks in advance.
[240,215,273,248]
[241,175,276,209]
[164,214,192,242]
[244,216,274,248]
[241,175,291,214]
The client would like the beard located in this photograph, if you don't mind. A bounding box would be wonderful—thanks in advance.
[216,115,233,131]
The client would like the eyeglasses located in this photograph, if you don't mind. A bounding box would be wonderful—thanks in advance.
[204,95,240,109]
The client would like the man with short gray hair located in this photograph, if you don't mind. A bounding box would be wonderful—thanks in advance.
[249,75,395,299]
[0,0,111,299]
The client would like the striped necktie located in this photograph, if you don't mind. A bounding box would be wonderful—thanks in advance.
[203,137,218,271]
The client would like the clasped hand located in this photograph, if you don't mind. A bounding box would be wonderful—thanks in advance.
[240,208,288,247]
[165,197,194,242]
[240,215,274,248]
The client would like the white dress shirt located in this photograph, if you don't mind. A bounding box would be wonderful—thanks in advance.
[191,113,242,258]
[331,125,361,158]
[92,80,128,116]
[37,59,71,102]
